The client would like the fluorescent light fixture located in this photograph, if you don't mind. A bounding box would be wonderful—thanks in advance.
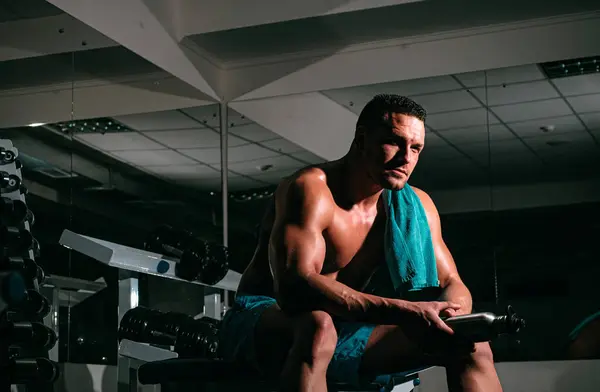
[28,123,46,127]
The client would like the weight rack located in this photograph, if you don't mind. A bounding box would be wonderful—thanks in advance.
[0,140,59,392]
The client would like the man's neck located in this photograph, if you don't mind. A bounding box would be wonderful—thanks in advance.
[339,154,383,211]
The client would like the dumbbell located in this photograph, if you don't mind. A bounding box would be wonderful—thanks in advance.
[443,305,525,342]
[145,226,229,285]
[0,271,27,313]
[4,357,59,384]
[0,257,43,283]
[0,147,17,165]
[0,171,21,193]
[8,289,52,320]
[2,321,57,350]
[119,307,220,359]
[0,198,28,226]
[0,226,33,253]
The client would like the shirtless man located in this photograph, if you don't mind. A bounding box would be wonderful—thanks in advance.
[219,94,502,391]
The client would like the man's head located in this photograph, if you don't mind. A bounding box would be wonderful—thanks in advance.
[352,94,426,190]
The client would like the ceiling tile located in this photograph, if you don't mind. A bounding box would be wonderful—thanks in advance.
[567,93,600,114]
[181,106,253,129]
[492,99,572,123]
[142,164,220,180]
[176,172,238,191]
[454,64,545,88]
[424,132,448,148]
[143,128,247,149]
[552,73,600,96]
[521,131,596,155]
[227,155,306,176]
[438,124,514,145]
[470,81,559,106]
[410,90,481,114]
[291,151,327,164]
[227,176,269,191]
[426,108,500,130]
[459,139,532,166]
[370,75,463,96]
[580,112,600,130]
[113,110,202,131]
[251,168,299,185]
[179,144,280,164]
[321,89,371,115]
[508,115,585,138]
[111,149,196,166]
[229,123,281,142]
[259,138,304,154]
[75,133,164,151]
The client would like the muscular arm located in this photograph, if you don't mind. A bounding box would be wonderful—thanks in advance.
[270,172,415,323]
[416,188,473,315]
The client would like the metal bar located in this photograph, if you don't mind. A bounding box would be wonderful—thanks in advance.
[219,102,230,312]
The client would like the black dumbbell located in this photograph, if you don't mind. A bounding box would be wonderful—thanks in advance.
[119,306,192,346]
[3,321,57,350]
[0,198,28,225]
[0,147,17,165]
[6,357,59,384]
[174,316,221,359]
[10,290,52,319]
[0,171,21,193]
[0,227,33,253]
[145,226,229,285]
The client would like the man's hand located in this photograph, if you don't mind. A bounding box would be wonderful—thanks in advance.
[409,301,461,335]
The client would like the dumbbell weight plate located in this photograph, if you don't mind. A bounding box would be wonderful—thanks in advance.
[0,172,21,193]
[0,148,17,164]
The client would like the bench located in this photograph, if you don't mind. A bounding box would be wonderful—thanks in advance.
[137,358,426,392]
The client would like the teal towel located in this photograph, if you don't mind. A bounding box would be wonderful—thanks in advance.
[382,185,439,294]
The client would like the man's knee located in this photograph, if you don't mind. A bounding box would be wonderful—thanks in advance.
[294,311,338,361]
[468,342,495,368]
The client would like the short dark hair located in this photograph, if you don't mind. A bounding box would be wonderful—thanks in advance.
[356,94,426,130]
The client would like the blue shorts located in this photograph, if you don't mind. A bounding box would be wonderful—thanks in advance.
[218,294,417,386]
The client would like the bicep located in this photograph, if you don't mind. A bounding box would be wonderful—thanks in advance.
[270,177,332,282]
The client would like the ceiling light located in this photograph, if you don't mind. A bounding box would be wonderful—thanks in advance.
[540,56,600,79]
[28,123,46,127]
[540,125,555,133]
[45,117,133,134]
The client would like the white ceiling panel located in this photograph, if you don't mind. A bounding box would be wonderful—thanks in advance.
[579,112,600,130]
[508,115,586,138]
[371,76,463,96]
[321,89,371,115]
[175,173,238,190]
[227,176,268,191]
[229,123,281,142]
[75,133,164,151]
[566,93,600,114]
[251,168,298,184]
[113,110,202,131]
[143,128,247,148]
[143,164,220,179]
[438,124,515,145]
[426,108,500,130]
[455,64,545,88]
[522,131,596,154]
[420,145,464,161]
[492,99,572,123]
[111,149,197,166]
[227,155,306,176]
[181,106,254,129]
[290,151,327,164]
[410,90,481,114]
[470,81,559,106]
[460,139,533,166]
[259,138,304,154]
[552,73,600,96]
[179,144,280,164]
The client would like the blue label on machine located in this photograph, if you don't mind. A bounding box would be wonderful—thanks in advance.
[156,260,170,274]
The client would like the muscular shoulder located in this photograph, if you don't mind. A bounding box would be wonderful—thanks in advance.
[274,167,335,227]
[411,186,441,226]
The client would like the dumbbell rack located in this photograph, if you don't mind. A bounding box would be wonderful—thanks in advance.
[0,140,59,391]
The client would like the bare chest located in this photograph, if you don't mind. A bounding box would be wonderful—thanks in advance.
[321,208,385,289]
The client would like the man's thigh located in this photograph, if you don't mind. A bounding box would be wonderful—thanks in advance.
[254,305,295,372]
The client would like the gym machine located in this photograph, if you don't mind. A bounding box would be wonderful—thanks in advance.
[0,140,59,391]
[59,227,240,391]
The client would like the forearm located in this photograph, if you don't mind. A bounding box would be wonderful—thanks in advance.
[277,272,412,324]
[440,279,472,314]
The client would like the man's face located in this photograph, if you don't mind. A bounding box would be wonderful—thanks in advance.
[358,113,425,190]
